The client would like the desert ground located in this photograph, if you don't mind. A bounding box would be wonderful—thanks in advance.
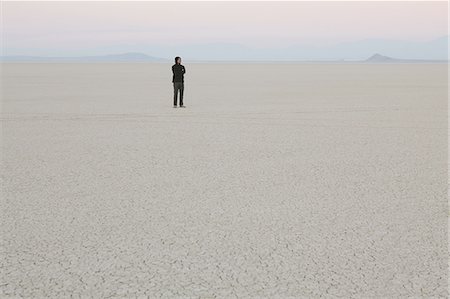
[1,62,447,298]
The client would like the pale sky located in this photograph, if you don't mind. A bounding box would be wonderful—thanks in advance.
[1,1,448,57]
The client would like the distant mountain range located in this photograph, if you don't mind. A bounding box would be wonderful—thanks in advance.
[0,52,169,62]
[0,52,447,63]
[363,53,447,63]
[2,35,448,62]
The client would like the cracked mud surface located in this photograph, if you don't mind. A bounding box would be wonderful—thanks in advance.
[1,63,447,297]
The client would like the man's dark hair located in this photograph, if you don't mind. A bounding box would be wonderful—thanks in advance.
[175,56,181,64]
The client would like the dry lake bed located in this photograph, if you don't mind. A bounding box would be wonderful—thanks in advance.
[1,62,448,298]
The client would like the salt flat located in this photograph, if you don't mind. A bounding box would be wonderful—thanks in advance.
[1,62,447,298]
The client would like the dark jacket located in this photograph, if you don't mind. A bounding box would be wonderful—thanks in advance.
[172,64,186,83]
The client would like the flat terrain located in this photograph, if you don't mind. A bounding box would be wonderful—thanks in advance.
[1,63,447,298]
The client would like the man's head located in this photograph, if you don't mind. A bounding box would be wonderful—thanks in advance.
[175,56,181,64]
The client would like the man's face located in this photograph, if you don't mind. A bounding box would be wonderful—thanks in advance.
[178,58,182,64]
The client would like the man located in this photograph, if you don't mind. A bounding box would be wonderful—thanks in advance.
[172,56,186,108]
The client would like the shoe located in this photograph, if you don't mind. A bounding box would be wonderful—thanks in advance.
[173,105,177,108]
[180,105,186,108]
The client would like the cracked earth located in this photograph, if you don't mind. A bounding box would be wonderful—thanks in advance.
[1,63,447,297]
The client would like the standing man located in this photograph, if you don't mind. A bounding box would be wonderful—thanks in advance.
[172,56,186,108]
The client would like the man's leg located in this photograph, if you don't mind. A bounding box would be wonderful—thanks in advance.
[173,83,178,106]
[179,83,184,106]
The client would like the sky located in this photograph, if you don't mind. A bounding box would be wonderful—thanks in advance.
[1,1,448,59]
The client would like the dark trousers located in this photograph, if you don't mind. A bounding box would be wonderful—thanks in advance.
[173,82,184,106]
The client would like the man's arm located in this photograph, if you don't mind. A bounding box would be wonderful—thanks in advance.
[172,65,175,82]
